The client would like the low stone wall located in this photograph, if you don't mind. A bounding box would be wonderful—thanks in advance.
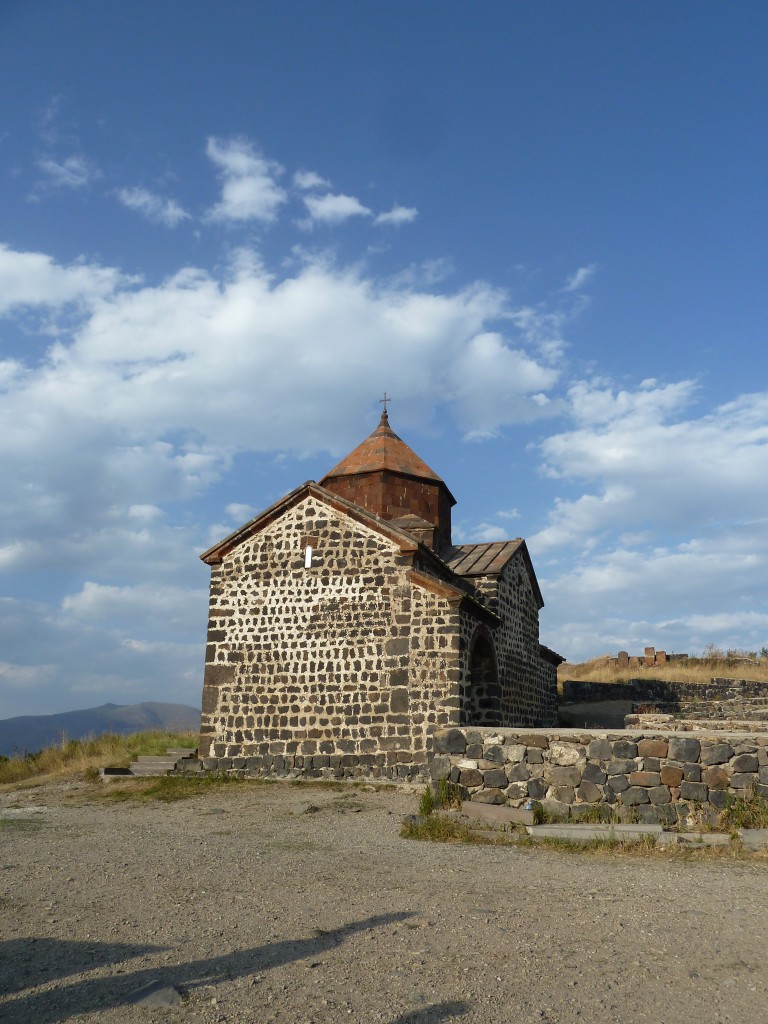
[625,714,768,733]
[178,725,768,826]
[429,727,768,825]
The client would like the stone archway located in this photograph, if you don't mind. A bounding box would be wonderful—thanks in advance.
[465,631,501,726]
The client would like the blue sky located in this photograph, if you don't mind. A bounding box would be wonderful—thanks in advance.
[1,2,767,718]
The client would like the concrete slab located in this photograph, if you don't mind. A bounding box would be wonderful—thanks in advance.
[460,801,534,826]
[525,823,662,843]
[738,828,768,850]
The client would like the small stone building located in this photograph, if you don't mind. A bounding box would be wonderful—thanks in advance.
[198,409,562,761]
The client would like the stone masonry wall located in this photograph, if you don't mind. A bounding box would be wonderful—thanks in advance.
[429,727,768,825]
[199,495,460,760]
[461,555,557,728]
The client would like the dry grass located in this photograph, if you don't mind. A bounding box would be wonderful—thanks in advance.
[558,654,768,686]
[0,729,198,788]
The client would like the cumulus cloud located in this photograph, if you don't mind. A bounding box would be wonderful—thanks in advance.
[374,204,418,226]
[302,192,372,225]
[117,186,190,227]
[293,169,331,190]
[206,137,286,223]
[0,244,130,314]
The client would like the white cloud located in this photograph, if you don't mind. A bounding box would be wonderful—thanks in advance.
[563,264,597,292]
[36,155,99,190]
[226,502,256,521]
[0,244,130,314]
[472,522,509,542]
[117,187,190,227]
[374,204,418,226]
[0,661,57,689]
[206,137,286,223]
[62,581,206,626]
[293,169,331,190]
[302,192,371,225]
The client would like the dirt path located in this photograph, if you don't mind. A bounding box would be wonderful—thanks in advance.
[1,780,766,1024]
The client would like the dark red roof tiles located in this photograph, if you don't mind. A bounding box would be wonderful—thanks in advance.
[321,411,445,484]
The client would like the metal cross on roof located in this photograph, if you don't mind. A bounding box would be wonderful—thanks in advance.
[379,392,392,413]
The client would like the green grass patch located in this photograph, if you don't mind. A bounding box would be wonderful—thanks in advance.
[718,791,768,831]
[400,814,513,845]
[102,773,251,803]
[0,730,198,787]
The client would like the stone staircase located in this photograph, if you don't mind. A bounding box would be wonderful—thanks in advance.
[128,748,197,777]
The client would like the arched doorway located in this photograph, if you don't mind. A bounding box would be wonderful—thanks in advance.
[465,633,501,726]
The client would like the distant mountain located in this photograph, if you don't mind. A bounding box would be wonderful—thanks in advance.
[0,702,201,757]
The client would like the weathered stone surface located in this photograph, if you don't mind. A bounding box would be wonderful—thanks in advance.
[668,736,701,762]
[459,768,483,788]
[549,786,576,804]
[576,780,602,803]
[700,742,734,766]
[760,766,768,784]
[629,771,661,787]
[607,775,630,793]
[465,742,483,759]
[544,765,582,787]
[505,762,530,783]
[501,743,527,763]
[519,734,549,748]
[642,757,661,773]
[660,765,683,787]
[680,781,708,802]
[683,763,702,783]
[731,753,759,773]
[433,729,467,754]
[526,748,544,764]
[429,755,452,780]
[587,738,613,761]
[505,782,529,801]
[612,739,638,759]
[621,786,650,806]
[483,744,504,763]
[638,739,668,758]
[482,768,509,789]
[758,747,768,767]
[606,758,636,776]
[634,804,663,824]
[648,785,671,805]
[527,778,547,800]
[708,789,729,809]
[549,742,585,766]
[471,787,506,805]
[730,773,759,789]
[702,766,729,790]
[461,801,533,825]
[540,798,570,820]
[582,761,607,785]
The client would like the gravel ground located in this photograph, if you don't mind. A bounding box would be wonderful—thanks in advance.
[1,778,767,1024]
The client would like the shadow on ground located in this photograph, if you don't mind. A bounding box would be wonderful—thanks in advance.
[0,912,469,1023]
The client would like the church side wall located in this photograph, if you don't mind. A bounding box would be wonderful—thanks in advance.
[199,496,459,762]
[468,555,557,727]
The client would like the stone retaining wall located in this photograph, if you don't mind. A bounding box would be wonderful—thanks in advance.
[429,727,768,825]
[178,725,768,825]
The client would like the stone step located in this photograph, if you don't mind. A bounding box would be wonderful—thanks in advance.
[128,765,174,777]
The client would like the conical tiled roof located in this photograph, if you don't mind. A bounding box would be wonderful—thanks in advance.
[321,410,446,485]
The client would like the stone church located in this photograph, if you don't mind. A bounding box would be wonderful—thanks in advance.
[198,407,562,764]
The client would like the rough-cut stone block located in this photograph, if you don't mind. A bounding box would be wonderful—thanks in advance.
[428,755,451,780]
[505,762,530,783]
[731,753,759,773]
[433,729,466,754]
[501,744,526,763]
[607,775,629,793]
[544,765,582,787]
[461,801,533,825]
[642,757,661,773]
[519,734,549,748]
[702,766,729,790]
[668,736,701,763]
[540,799,570,820]
[683,763,701,783]
[459,768,483,788]
[465,743,483,759]
[550,742,585,766]
[526,749,544,764]
[612,739,638,759]
[606,758,636,775]
[576,780,602,803]
[621,786,650,806]
[680,781,708,802]
[587,739,613,761]
[471,788,506,805]
[483,768,509,789]
[760,766,768,784]
[754,783,768,800]
[730,773,758,789]
[483,745,504,763]
[708,789,729,809]
[638,739,668,758]
[390,688,409,713]
[505,782,529,801]
[757,747,768,767]
[629,771,661,787]
[549,786,576,804]
[660,765,683,787]
[527,778,547,799]
[648,785,671,805]
[700,742,734,766]
[582,761,607,785]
